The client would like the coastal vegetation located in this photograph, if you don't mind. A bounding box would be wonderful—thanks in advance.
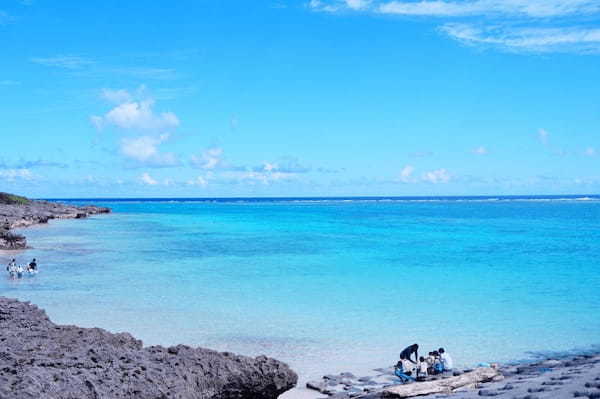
[0,192,30,205]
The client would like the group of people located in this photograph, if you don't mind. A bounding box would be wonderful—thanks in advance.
[6,258,38,278]
[395,344,454,383]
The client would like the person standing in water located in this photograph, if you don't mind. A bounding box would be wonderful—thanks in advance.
[7,259,17,274]
[28,258,37,272]
[399,344,419,364]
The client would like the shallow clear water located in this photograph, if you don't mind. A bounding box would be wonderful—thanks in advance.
[2,197,600,383]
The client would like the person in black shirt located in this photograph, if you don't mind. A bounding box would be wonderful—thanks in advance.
[28,258,37,272]
[399,343,419,364]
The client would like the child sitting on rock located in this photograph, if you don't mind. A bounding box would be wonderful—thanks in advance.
[417,356,428,380]
[426,352,436,375]
[394,360,416,384]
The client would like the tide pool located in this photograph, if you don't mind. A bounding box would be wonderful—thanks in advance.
[2,197,600,384]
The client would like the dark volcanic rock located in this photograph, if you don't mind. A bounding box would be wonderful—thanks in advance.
[0,194,111,250]
[0,297,297,399]
[0,229,27,249]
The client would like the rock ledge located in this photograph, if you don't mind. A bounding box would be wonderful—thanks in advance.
[0,193,111,249]
[0,297,298,399]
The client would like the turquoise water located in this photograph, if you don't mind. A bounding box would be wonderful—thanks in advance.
[2,197,600,383]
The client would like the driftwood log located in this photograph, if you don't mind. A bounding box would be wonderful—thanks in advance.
[380,367,501,398]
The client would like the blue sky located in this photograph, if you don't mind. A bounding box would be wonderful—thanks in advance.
[1,0,599,197]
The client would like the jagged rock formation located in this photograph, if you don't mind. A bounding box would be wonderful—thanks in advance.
[0,297,298,399]
[0,192,110,249]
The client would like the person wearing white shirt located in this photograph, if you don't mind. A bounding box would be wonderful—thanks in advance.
[439,347,454,371]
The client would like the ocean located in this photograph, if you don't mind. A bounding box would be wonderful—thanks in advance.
[2,196,600,385]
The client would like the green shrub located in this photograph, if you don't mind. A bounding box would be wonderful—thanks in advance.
[0,192,31,205]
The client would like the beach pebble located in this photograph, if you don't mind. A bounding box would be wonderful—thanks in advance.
[307,380,328,392]
[478,389,500,396]
[329,393,350,399]
[542,359,561,367]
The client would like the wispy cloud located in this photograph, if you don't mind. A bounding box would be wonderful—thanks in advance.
[0,10,15,25]
[120,134,179,168]
[15,159,69,169]
[538,128,550,145]
[0,80,20,86]
[31,55,93,69]
[105,67,177,80]
[394,165,452,184]
[472,145,488,155]
[376,0,600,18]
[140,172,158,186]
[441,23,600,53]
[307,0,600,53]
[422,168,451,183]
[101,88,133,104]
[310,0,372,12]
[397,164,415,183]
[191,147,225,170]
[30,56,177,80]
[0,168,34,182]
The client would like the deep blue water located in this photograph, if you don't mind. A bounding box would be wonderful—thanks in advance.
[2,195,600,383]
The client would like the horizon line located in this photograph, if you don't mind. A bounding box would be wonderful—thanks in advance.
[41,194,600,201]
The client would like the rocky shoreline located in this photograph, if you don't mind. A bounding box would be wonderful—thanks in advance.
[0,297,298,398]
[305,353,600,398]
[0,193,110,250]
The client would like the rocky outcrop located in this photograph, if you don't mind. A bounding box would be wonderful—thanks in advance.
[0,297,298,399]
[0,193,110,249]
[0,230,27,250]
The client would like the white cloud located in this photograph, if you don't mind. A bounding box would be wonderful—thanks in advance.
[90,115,103,130]
[398,165,415,183]
[0,168,34,181]
[0,80,20,86]
[309,0,600,16]
[584,147,596,156]
[120,134,179,167]
[346,0,372,10]
[377,0,600,17]
[101,88,133,104]
[92,100,179,131]
[215,166,300,185]
[31,55,93,69]
[307,0,600,53]
[140,172,158,186]
[441,23,600,53]
[0,11,15,25]
[257,157,311,173]
[472,146,488,155]
[309,0,371,12]
[191,147,225,170]
[106,67,177,80]
[187,176,209,187]
[309,0,342,12]
[538,128,550,145]
[422,168,451,183]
